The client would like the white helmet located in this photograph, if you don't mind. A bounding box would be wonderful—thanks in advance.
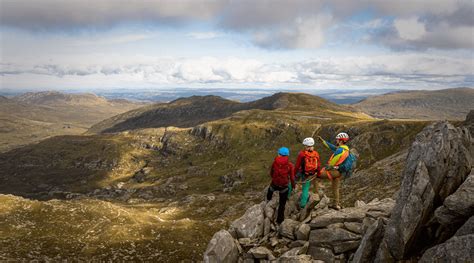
[336,132,350,141]
[303,137,315,146]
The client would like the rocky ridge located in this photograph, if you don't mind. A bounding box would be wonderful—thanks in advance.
[204,119,473,262]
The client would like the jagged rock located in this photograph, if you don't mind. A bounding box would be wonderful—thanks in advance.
[435,170,474,227]
[275,246,290,256]
[455,216,474,237]
[203,230,239,263]
[376,122,473,261]
[327,223,344,229]
[307,246,334,263]
[314,195,330,210]
[279,219,300,240]
[344,222,363,234]
[285,192,300,217]
[365,209,390,219]
[248,246,275,260]
[288,240,306,248]
[238,238,252,247]
[230,204,264,239]
[220,169,245,191]
[265,196,278,220]
[298,193,320,220]
[362,217,376,234]
[354,200,366,208]
[281,247,301,257]
[309,208,366,228]
[419,215,474,262]
[352,218,386,263]
[270,236,279,247]
[277,254,313,263]
[309,228,361,254]
[295,224,310,241]
[365,198,395,216]
[465,110,474,137]
[264,217,271,236]
[419,235,474,263]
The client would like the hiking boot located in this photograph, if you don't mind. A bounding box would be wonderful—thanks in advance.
[329,204,342,210]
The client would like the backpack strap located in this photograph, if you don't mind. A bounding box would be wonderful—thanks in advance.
[334,148,350,166]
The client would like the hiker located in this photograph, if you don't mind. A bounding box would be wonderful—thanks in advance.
[267,147,295,224]
[317,132,353,210]
[294,137,321,208]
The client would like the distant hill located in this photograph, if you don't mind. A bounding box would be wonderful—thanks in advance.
[88,92,357,134]
[353,87,474,120]
[13,91,109,106]
[0,91,145,152]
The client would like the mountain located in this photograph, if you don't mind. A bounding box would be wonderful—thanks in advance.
[88,95,247,134]
[0,91,145,152]
[353,87,474,120]
[0,90,433,260]
[204,119,473,262]
[0,95,9,102]
[88,92,363,134]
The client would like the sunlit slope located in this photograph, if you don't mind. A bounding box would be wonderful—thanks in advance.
[0,91,144,152]
[0,194,237,261]
[353,87,474,120]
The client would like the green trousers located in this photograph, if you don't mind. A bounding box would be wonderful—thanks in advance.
[294,172,311,208]
[300,180,311,208]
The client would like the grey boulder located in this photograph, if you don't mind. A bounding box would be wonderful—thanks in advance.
[230,203,264,239]
[204,230,239,263]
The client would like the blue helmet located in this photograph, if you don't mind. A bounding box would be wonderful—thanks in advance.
[278,147,289,156]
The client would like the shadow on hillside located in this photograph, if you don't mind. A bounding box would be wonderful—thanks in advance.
[0,134,149,201]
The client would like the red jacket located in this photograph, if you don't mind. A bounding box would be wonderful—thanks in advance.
[295,150,321,177]
[270,156,295,188]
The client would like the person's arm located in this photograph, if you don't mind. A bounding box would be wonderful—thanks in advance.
[294,152,303,174]
[270,159,276,177]
[317,153,322,176]
[289,162,295,188]
[318,136,337,152]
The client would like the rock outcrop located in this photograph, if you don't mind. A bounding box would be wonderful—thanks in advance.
[204,119,474,262]
[204,189,395,262]
[375,121,472,261]
[229,204,265,240]
[204,230,239,263]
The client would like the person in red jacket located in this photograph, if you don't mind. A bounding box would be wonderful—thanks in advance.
[267,147,295,224]
[294,137,321,208]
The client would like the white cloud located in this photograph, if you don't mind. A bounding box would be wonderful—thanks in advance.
[394,17,426,41]
[252,14,333,49]
[2,54,472,90]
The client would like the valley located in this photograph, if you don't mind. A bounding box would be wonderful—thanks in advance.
[0,91,437,261]
[0,91,145,152]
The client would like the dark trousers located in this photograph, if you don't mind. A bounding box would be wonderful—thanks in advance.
[266,184,288,224]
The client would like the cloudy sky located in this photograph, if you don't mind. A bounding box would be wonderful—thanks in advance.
[1,0,473,91]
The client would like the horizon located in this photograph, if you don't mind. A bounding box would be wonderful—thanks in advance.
[1,1,473,92]
[1,86,472,105]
